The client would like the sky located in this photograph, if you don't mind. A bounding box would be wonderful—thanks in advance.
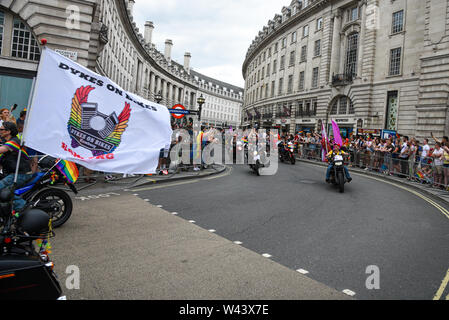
[133,0,287,88]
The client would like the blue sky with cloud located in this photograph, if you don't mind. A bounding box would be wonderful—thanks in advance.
[133,0,286,88]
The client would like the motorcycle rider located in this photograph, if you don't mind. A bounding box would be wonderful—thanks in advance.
[0,122,33,211]
[325,143,352,183]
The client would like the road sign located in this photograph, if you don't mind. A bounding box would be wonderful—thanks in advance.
[169,104,189,119]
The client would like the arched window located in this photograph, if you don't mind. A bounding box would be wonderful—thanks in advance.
[11,17,40,61]
[330,96,355,115]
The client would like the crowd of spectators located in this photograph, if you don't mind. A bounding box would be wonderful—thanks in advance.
[292,130,449,191]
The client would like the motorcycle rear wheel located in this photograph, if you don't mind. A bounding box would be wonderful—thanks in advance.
[31,188,73,228]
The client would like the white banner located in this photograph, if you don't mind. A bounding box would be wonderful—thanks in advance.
[24,48,172,174]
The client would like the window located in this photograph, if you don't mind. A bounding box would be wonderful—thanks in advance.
[287,75,293,94]
[291,31,297,43]
[289,51,296,66]
[274,42,279,52]
[314,40,321,57]
[273,59,277,74]
[300,45,307,62]
[338,96,347,114]
[299,71,305,90]
[312,98,318,116]
[316,17,323,31]
[266,63,270,77]
[303,25,309,37]
[280,55,285,70]
[0,11,4,54]
[389,47,402,76]
[278,78,283,95]
[261,67,265,79]
[349,7,359,21]
[271,81,275,97]
[312,67,319,88]
[11,18,40,61]
[345,33,359,76]
[392,10,404,34]
[268,47,272,57]
[282,37,287,48]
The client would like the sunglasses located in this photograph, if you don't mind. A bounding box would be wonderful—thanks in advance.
[0,128,6,131]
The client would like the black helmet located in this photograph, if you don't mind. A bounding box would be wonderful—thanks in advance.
[18,209,50,235]
[0,188,14,203]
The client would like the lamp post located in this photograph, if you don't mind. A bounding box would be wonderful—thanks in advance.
[197,94,205,122]
[155,90,163,104]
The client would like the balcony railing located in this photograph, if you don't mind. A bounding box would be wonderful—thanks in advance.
[331,73,354,87]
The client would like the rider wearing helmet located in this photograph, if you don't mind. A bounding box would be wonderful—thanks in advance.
[325,143,352,183]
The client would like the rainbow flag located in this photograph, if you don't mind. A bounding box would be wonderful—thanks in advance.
[0,140,29,159]
[56,160,79,184]
[415,171,425,180]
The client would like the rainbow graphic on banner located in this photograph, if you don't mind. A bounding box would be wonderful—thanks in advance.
[56,160,79,184]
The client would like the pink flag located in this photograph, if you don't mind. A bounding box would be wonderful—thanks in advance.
[321,123,328,162]
[331,120,343,147]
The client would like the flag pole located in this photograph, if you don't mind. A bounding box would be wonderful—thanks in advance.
[13,40,47,187]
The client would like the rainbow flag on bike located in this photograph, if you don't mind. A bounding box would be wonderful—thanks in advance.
[55,159,79,184]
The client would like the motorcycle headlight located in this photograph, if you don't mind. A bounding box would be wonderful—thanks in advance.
[335,161,343,166]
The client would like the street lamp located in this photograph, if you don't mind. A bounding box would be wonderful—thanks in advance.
[197,94,206,122]
[155,90,163,104]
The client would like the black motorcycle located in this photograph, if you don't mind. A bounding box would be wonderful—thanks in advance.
[328,154,347,193]
[279,142,296,165]
[3,156,77,228]
[0,188,64,300]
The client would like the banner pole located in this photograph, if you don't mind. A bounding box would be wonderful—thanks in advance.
[13,44,46,186]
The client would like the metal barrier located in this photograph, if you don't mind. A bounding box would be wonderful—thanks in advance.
[298,146,449,192]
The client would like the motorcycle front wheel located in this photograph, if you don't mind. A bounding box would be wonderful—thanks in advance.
[31,188,73,228]
[337,171,345,193]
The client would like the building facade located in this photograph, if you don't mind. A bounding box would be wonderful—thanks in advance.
[0,0,243,127]
[242,0,449,140]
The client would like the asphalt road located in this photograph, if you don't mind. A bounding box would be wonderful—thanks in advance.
[130,162,449,300]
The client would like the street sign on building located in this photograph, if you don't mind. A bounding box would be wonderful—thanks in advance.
[55,49,78,61]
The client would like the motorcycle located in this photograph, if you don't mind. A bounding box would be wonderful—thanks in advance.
[4,156,78,228]
[0,188,64,300]
[279,142,296,165]
[328,154,347,193]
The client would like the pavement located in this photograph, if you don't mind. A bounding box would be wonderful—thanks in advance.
[297,156,449,206]
[51,192,350,300]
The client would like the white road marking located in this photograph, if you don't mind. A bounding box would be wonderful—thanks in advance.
[189,220,196,223]
[296,269,309,275]
[144,199,150,202]
[208,229,216,233]
[133,194,139,196]
[156,205,163,208]
[262,253,272,258]
[172,212,178,215]
[342,289,356,297]
[234,241,243,245]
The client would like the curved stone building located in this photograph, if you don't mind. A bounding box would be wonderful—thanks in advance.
[0,0,243,127]
[242,0,449,140]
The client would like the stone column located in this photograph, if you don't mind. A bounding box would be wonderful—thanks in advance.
[150,72,156,99]
[357,2,367,78]
[156,76,161,95]
[161,79,167,105]
[168,84,174,106]
[330,10,342,78]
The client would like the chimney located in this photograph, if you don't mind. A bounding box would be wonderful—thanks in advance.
[144,21,154,45]
[184,52,191,73]
[164,39,173,61]
[128,0,135,14]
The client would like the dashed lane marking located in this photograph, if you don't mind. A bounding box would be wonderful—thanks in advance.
[233,241,243,245]
[208,229,216,233]
[172,212,178,215]
[189,220,196,224]
[296,269,309,275]
[342,289,356,297]
[262,253,272,258]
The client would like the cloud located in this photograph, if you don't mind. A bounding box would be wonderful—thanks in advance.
[133,0,286,87]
